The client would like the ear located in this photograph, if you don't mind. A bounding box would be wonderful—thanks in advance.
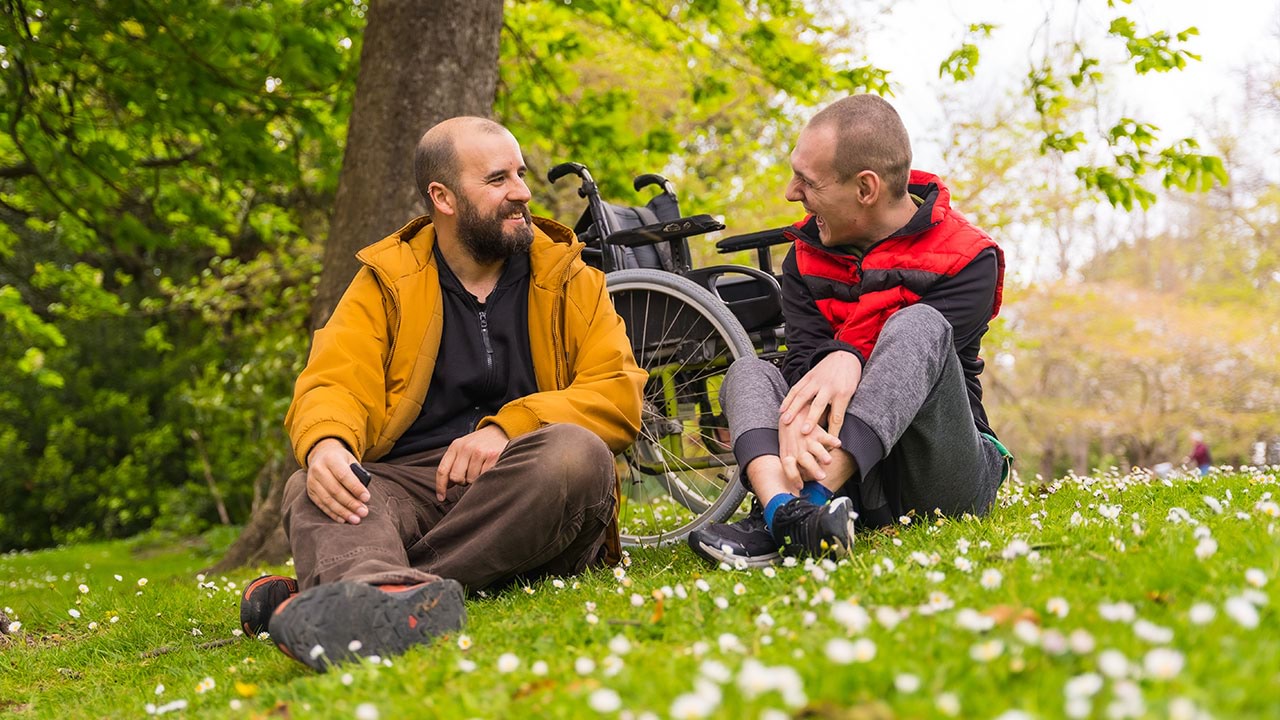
[854,170,881,206]
[428,182,457,217]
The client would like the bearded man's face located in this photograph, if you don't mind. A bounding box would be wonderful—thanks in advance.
[455,190,533,264]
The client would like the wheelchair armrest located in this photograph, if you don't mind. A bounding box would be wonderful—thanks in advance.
[685,264,781,293]
[715,226,790,253]
[683,264,783,333]
[604,214,725,248]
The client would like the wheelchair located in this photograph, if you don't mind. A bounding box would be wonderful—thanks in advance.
[548,162,792,547]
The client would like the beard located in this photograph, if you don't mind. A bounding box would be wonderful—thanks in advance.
[456,195,534,264]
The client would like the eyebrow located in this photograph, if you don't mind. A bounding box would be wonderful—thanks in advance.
[484,165,527,182]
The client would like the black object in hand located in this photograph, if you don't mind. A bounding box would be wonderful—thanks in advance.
[350,463,372,487]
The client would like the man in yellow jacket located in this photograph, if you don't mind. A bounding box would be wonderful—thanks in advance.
[242,117,645,671]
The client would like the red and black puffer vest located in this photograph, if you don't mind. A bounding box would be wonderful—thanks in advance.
[791,170,1005,358]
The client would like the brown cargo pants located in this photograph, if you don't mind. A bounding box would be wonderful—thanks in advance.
[282,423,616,592]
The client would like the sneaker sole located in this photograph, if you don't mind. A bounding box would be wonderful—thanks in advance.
[269,580,466,672]
[692,539,782,568]
[240,575,298,636]
[824,497,857,559]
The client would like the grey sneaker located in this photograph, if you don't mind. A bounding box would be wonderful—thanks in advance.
[688,504,780,567]
[770,496,855,558]
[269,579,466,671]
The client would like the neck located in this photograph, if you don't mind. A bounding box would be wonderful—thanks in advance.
[857,195,919,250]
[435,227,505,302]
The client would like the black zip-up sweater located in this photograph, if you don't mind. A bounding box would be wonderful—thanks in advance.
[383,247,538,459]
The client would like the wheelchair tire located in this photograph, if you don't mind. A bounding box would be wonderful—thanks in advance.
[606,269,755,547]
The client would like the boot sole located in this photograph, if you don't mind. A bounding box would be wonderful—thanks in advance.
[269,579,466,671]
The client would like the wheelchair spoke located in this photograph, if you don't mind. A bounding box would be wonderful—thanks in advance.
[606,270,756,546]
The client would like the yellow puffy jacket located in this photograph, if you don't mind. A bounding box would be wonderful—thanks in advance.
[285,216,645,561]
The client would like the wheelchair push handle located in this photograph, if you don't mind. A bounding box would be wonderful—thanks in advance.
[634,173,677,198]
[547,161,592,186]
[549,161,616,238]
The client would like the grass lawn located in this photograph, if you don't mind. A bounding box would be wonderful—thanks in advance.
[2,467,1277,719]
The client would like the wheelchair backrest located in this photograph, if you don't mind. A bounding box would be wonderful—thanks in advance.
[573,193,683,272]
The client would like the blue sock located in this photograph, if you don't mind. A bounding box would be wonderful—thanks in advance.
[801,482,834,506]
[763,493,797,532]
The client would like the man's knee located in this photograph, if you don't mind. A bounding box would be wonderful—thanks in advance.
[881,303,952,350]
[723,357,785,414]
[725,356,779,388]
[530,424,614,500]
[283,469,310,514]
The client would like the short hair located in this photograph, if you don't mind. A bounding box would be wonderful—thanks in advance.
[808,95,912,199]
[413,117,508,216]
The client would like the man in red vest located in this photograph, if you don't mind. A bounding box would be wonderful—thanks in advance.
[690,95,1010,566]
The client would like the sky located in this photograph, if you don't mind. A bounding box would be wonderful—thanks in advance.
[859,0,1280,173]
[851,0,1280,280]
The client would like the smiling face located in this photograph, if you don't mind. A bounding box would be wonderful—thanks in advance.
[784,123,868,248]
[449,130,534,263]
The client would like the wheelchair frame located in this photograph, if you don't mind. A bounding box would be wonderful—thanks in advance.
[549,162,794,547]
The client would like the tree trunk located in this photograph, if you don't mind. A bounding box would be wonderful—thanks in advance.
[210,0,504,573]
[310,0,506,330]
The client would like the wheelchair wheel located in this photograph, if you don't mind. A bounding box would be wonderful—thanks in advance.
[606,269,755,547]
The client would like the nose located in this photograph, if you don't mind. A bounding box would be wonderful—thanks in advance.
[784,176,803,203]
[510,175,532,203]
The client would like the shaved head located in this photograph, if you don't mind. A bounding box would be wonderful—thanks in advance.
[414,116,510,216]
[808,95,912,199]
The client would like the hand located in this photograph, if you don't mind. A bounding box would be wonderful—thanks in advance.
[435,424,509,501]
[780,351,862,439]
[778,410,841,486]
[306,438,372,524]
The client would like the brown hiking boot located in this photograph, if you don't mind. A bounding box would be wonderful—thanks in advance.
[239,575,298,636]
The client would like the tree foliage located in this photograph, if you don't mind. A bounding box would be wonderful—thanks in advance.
[939,0,1228,212]
[0,0,360,547]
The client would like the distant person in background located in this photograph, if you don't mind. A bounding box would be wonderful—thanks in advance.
[1189,432,1212,476]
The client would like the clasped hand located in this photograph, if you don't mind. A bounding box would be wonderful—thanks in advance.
[777,351,862,486]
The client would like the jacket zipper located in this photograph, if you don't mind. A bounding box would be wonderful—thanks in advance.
[478,309,494,384]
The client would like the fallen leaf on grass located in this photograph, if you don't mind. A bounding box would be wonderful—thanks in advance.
[512,679,557,700]
[983,605,1040,626]
[650,590,665,624]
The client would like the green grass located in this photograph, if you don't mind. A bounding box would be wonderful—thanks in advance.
[2,467,1278,719]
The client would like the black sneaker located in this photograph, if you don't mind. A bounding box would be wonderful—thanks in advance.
[240,575,298,636]
[688,503,781,568]
[268,579,466,671]
[770,496,855,558]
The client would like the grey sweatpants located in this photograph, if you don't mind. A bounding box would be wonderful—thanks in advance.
[721,304,1006,527]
